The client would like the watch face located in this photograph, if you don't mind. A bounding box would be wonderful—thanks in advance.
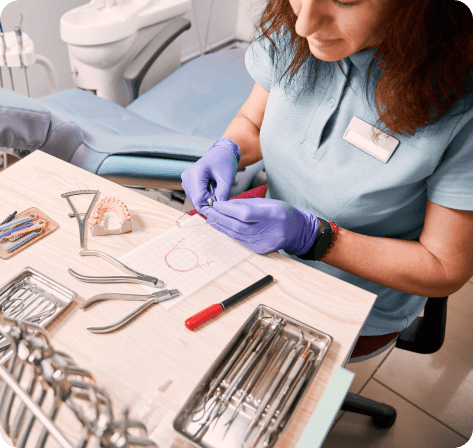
[319,230,332,245]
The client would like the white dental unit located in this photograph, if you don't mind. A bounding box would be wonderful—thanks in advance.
[60,0,192,106]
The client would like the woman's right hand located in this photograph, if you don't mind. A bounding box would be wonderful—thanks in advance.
[181,138,241,214]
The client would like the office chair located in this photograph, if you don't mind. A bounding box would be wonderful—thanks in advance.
[0,18,264,198]
[341,296,449,428]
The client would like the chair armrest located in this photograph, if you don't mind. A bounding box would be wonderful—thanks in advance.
[395,296,448,354]
[123,17,191,101]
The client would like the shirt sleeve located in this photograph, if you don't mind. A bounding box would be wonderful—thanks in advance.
[426,113,473,210]
[245,36,275,92]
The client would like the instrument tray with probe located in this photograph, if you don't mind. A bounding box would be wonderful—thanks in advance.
[173,305,332,448]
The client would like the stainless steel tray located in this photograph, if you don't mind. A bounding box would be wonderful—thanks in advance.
[0,267,77,351]
[173,305,332,448]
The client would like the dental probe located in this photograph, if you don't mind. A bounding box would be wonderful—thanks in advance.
[261,353,316,448]
[247,338,316,448]
[14,25,30,97]
[0,22,14,91]
[242,337,301,442]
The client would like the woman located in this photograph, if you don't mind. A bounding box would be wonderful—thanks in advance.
[181,0,473,361]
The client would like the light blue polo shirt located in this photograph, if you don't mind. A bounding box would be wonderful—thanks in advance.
[245,36,473,336]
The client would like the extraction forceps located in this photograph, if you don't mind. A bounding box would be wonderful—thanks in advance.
[69,250,164,287]
[80,289,180,333]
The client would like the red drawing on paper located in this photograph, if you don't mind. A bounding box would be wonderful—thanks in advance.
[164,239,214,272]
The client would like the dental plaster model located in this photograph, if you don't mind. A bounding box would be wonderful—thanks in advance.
[88,197,132,236]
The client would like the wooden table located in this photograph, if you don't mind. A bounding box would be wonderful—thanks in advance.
[0,151,376,448]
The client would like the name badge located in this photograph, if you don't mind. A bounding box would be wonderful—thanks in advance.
[343,116,399,163]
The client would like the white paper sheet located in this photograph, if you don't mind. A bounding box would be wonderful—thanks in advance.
[119,215,253,309]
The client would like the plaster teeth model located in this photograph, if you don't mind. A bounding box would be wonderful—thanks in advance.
[88,197,132,236]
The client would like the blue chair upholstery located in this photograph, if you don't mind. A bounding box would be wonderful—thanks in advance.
[2,49,263,195]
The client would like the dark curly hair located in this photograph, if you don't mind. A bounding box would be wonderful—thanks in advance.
[255,0,473,136]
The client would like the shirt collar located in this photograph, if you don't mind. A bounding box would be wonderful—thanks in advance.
[347,47,377,75]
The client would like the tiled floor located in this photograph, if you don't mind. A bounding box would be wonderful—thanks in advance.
[323,279,473,448]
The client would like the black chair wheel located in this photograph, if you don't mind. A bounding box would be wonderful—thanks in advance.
[372,408,397,429]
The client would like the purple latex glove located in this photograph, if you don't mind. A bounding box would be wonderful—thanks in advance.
[181,138,241,213]
[204,198,319,254]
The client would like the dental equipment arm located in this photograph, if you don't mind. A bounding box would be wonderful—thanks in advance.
[123,17,191,100]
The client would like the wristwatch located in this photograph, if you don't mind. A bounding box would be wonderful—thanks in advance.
[297,218,333,261]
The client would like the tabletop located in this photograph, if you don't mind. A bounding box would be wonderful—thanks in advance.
[0,150,377,448]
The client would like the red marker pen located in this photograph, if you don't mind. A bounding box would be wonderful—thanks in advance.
[185,275,274,330]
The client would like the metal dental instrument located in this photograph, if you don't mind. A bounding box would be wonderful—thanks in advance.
[261,354,315,448]
[0,21,14,91]
[61,190,100,248]
[191,326,270,435]
[242,334,304,443]
[69,250,164,287]
[0,316,157,448]
[207,179,217,207]
[191,326,267,426]
[80,289,180,333]
[190,318,268,423]
[193,318,284,441]
[247,338,316,448]
[222,331,283,438]
[250,337,293,400]
[14,15,29,97]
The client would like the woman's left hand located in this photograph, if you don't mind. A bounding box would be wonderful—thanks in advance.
[203,198,319,254]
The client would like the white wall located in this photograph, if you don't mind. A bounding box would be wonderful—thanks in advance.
[182,0,240,61]
[0,0,262,99]
[235,0,266,42]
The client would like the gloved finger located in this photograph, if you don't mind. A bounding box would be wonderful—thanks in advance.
[208,220,284,247]
[208,222,282,254]
[211,199,277,222]
[182,172,215,213]
[204,208,261,235]
[212,155,239,201]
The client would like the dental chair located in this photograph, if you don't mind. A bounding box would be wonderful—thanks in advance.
[0,18,264,200]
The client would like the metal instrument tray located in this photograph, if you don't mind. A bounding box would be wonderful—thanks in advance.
[0,267,77,351]
[173,304,332,448]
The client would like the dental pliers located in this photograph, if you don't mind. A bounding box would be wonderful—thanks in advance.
[81,289,180,333]
[68,250,164,287]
